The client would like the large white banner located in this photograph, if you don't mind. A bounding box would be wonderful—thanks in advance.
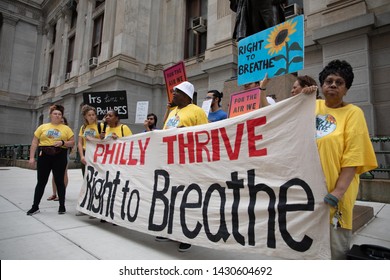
[77,93,331,259]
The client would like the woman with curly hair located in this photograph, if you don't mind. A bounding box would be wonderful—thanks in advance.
[77,105,103,177]
[315,60,377,259]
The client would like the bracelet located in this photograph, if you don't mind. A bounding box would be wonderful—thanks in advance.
[61,140,65,146]
[324,193,339,208]
[260,87,266,90]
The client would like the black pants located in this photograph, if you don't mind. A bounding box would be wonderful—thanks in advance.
[81,149,86,177]
[32,148,68,208]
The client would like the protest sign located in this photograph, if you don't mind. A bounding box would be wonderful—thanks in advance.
[83,90,128,120]
[135,101,149,124]
[163,61,187,103]
[228,88,261,118]
[201,99,213,117]
[238,15,304,86]
[77,93,330,259]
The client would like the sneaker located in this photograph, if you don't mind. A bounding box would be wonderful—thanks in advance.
[155,236,170,242]
[27,206,40,216]
[178,242,192,252]
[58,206,66,214]
[75,211,86,216]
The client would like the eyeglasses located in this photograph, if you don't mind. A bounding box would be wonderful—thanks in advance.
[204,96,213,100]
[324,78,345,87]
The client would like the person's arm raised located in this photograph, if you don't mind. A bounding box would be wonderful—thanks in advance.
[259,73,270,107]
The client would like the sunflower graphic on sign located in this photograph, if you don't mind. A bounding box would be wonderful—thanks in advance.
[265,18,303,76]
[237,15,304,86]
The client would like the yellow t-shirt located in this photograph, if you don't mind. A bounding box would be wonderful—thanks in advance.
[105,124,132,139]
[315,100,377,229]
[34,123,74,147]
[78,123,101,150]
[163,104,209,129]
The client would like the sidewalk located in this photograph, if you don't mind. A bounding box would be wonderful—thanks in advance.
[1,167,389,260]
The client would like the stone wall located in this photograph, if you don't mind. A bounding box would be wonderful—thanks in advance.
[358,179,390,203]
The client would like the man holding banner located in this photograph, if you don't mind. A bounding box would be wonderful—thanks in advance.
[163,81,208,130]
[160,81,209,252]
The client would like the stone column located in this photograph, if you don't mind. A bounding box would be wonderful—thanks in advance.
[59,10,72,83]
[73,0,88,75]
[0,15,18,91]
[41,25,52,88]
[113,0,138,58]
[203,0,237,98]
[31,24,45,96]
[100,0,117,61]
[49,14,64,88]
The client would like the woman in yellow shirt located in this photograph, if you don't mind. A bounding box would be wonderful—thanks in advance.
[98,109,132,224]
[102,110,132,139]
[315,60,377,259]
[77,105,102,176]
[27,104,74,215]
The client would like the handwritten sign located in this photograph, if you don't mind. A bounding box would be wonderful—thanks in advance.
[163,61,187,103]
[78,94,331,259]
[135,101,149,124]
[238,15,304,86]
[228,88,261,118]
[83,90,128,120]
[201,99,212,117]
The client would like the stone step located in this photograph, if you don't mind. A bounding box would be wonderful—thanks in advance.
[353,205,374,233]
[359,179,390,203]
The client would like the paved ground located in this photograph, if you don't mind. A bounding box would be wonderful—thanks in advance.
[1,167,389,260]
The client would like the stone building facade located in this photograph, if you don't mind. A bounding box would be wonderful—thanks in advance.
[0,0,389,145]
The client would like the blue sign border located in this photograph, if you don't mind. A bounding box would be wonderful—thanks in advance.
[237,15,304,86]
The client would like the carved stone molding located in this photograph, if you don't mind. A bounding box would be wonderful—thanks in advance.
[36,23,45,35]
[1,0,42,23]
[2,14,19,26]
[327,0,352,8]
